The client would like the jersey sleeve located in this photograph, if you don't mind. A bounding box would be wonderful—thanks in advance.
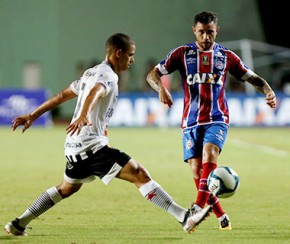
[72,67,117,97]
[157,46,186,75]
[92,72,116,96]
[227,50,255,81]
[70,79,81,95]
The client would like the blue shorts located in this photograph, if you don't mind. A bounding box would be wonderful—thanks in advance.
[182,123,229,162]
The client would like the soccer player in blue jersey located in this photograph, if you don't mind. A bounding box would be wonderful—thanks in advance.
[4,33,211,237]
[147,11,277,230]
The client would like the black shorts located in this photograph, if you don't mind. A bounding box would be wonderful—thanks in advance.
[64,146,131,185]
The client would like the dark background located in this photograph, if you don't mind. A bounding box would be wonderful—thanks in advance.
[257,0,289,48]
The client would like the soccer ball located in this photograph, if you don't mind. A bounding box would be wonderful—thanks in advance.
[207,166,240,198]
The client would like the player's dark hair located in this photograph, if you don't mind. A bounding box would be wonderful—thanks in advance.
[194,11,218,26]
[106,33,135,53]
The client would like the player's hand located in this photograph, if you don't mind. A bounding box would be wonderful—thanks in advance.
[159,87,173,108]
[265,91,276,108]
[66,117,92,136]
[11,114,34,133]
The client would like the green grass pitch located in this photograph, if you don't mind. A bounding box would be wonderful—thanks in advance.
[0,126,289,244]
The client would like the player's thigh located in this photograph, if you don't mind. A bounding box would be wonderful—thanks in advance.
[117,159,150,185]
[203,123,228,151]
[182,126,203,160]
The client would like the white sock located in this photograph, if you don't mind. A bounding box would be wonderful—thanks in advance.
[218,213,229,222]
[139,180,187,222]
[18,187,62,227]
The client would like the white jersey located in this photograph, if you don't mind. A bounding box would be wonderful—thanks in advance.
[64,61,118,161]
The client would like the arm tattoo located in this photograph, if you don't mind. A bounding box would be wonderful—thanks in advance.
[247,75,272,95]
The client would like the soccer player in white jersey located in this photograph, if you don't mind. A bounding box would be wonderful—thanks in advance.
[4,33,211,237]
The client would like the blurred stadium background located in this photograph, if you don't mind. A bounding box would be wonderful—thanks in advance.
[0,0,289,127]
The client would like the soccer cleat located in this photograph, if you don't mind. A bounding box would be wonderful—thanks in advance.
[181,205,212,234]
[219,215,232,230]
[4,218,28,236]
[180,209,191,231]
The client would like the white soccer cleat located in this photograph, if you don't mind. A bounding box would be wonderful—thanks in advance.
[182,205,212,234]
[4,218,28,237]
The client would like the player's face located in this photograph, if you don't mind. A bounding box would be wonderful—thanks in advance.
[118,44,135,71]
[192,21,219,51]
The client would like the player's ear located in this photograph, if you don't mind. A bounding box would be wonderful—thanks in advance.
[116,49,123,58]
[216,26,220,34]
[192,25,196,34]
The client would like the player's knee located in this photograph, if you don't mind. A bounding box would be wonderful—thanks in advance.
[135,166,151,184]
[56,183,81,198]
[203,144,219,160]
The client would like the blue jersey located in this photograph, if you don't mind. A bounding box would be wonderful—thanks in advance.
[156,42,255,129]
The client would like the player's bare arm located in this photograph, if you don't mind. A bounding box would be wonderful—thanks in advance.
[146,68,163,92]
[12,86,77,133]
[246,75,277,108]
[146,68,173,108]
[66,83,106,136]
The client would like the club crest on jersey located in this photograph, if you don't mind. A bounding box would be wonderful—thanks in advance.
[215,60,224,70]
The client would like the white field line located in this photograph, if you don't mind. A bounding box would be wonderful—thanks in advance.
[229,138,289,158]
